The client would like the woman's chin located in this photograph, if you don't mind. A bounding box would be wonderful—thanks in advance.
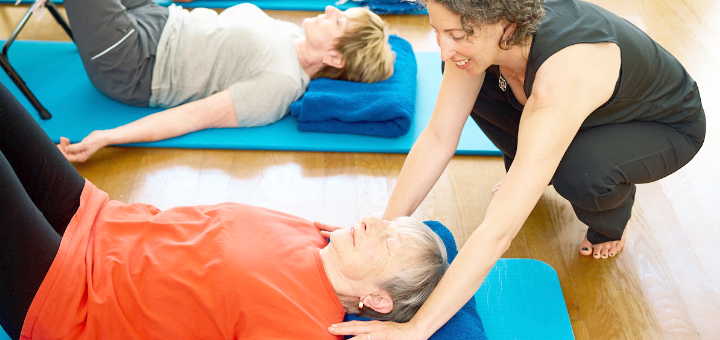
[463,64,483,76]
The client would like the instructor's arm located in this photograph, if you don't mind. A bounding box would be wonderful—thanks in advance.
[330,42,620,340]
[385,64,485,221]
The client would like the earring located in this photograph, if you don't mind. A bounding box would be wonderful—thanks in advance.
[358,301,364,311]
[503,40,510,49]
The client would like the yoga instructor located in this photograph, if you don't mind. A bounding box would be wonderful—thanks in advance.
[327,0,705,338]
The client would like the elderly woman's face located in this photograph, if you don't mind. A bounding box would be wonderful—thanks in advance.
[326,216,410,283]
[427,1,504,75]
[302,6,350,52]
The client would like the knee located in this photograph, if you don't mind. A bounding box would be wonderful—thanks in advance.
[552,160,634,213]
[552,174,597,212]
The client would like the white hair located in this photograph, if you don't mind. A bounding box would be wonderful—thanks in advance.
[359,217,448,322]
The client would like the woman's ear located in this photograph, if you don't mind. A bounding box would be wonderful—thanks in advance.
[500,21,517,43]
[323,50,345,69]
[361,292,393,314]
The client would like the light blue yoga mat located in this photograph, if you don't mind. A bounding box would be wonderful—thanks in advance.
[477,259,575,339]
[6,0,428,13]
[0,259,571,340]
[0,40,499,155]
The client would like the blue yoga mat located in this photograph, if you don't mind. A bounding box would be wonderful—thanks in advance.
[478,259,575,339]
[6,0,428,13]
[1,40,499,155]
[0,259,571,340]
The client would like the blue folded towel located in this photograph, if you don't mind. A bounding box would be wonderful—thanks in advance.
[343,220,488,340]
[355,0,426,14]
[289,35,416,138]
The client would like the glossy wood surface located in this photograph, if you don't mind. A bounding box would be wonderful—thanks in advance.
[2,0,719,338]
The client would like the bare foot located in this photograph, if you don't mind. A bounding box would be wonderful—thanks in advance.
[579,230,627,259]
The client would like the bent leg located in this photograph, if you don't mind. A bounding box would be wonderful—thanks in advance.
[552,116,705,247]
[0,151,62,340]
[63,0,168,105]
[0,83,85,234]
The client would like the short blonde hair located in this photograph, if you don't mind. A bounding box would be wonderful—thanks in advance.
[313,8,395,83]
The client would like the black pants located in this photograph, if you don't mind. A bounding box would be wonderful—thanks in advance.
[471,70,706,244]
[0,83,85,339]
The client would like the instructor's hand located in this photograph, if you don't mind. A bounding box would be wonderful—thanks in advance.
[328,320,423,340]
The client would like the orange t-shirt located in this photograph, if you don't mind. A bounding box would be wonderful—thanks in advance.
[21,180,344,339]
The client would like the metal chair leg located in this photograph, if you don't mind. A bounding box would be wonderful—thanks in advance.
[1,2,74,120]
[46,1,74,41]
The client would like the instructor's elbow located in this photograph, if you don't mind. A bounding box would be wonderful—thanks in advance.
[423,129,459,158]
[494,233,517,258]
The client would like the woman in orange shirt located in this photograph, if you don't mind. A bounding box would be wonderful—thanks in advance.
[0,83,447,340]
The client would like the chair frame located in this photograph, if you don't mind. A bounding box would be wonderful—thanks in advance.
[0,1,73,120]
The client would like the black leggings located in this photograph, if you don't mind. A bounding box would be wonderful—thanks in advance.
[471,70,706,244]
[0,83,85,339]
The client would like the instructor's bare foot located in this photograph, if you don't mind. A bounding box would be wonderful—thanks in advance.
[579,231,627,259]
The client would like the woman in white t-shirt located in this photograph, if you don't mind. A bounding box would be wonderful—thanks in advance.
[54,0,394,162]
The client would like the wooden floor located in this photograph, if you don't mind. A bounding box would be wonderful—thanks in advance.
[2,0,719,338]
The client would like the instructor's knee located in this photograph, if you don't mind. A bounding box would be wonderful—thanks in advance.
[552,171,635,213]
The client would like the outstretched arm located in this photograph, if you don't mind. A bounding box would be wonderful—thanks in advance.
[57,89,238,162]
[325,63,483,339]
[330,42,621,340]
[383,63,484,221]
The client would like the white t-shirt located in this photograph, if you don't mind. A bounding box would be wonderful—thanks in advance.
[150,4,310,127]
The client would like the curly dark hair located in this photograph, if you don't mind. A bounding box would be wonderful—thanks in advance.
[417,0,545,49]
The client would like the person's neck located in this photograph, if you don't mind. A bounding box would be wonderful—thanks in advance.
[495,36,532,81]
[318,247,361,313]
[294,37,324,78]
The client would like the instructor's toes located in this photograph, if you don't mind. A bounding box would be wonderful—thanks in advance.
[579,237,593,256]
[607,244,618,257]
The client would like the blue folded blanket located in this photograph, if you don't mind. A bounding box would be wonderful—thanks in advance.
[354,0,426,14]
[344,220,488,340]
[289,35,416,138]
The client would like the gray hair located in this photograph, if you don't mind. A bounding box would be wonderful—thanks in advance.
[359,217,448,322]
[417,0,545,49]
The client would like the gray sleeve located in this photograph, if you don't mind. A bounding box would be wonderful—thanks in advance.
[228,72,306,127]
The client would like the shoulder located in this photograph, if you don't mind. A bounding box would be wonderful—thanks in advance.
[535,42,620,87]
[532,0,620,61]
[531,42,620,114]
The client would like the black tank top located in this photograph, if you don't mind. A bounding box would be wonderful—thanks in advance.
[510,0,702,127]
